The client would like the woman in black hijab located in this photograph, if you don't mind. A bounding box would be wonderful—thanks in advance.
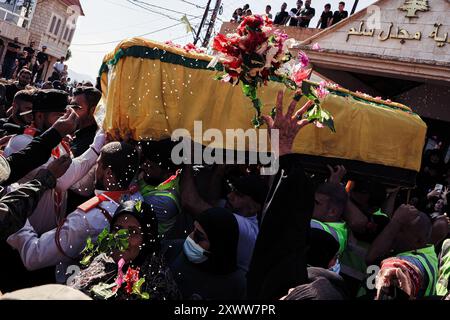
[166,207,246,300]
[70,200,181,300]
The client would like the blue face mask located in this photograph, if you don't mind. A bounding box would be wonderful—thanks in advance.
[183,236,208,264]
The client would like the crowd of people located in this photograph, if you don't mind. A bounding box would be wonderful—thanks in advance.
[0,37,83,99]
[0,73,448,300]
[231,1,349,29]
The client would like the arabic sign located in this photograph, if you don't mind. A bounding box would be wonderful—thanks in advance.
[347,21,449,47]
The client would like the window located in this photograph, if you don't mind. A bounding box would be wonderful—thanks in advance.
[61,13,78,43]
[62,25,76,42]
[0,0,37,29]
[47,13,63,37]
[49,16,57,33]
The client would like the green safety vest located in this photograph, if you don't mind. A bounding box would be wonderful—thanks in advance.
[373,209,389,218]
[340,208,389,282]
[311,219,348,255]
[397,245,439,297]
[138,174,181,234]
[436,239,450,296]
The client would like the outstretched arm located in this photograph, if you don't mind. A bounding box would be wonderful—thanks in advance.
[0,156,71,241]
[366,205,418,265]
[180,164,212,217]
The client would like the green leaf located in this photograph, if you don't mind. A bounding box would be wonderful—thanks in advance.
[97,228,109,243]
[134,200,142,213]
[282,78,297,91]
[305,105,336,133]
[140,292,150,300]
[132,278,146,295]
[304,93,317,101]
[80,254,93,266]
[213,74,224,81]
[252,98,262,113]
[270,107,277,119]
[242,84,257,100]
[252,115,262,128]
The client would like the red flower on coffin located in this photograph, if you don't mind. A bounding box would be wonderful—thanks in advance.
[238,15,265,36]
[292,67,312,87]
[213,34,240,56]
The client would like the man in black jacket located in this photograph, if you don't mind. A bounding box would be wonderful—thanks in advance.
[247,91,315,300]
[0,155,71,242]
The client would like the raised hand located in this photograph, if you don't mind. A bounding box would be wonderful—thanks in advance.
[262,90,314,157]
[46,154,72,179]
[52,109,79,137]
[392,204,420,226]
[327,165,347,185]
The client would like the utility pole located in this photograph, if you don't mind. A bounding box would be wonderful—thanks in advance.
[194,0,212,45]
[351,0,360,15]
[201,0,222,48]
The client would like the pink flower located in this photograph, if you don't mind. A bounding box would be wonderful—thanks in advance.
[314,121,325,128]
[316,82,330,99]
[312,43,321,51]
[114,258,126,292]
[298,51,309,67]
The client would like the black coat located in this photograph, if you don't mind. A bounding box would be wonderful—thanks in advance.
[5,128,62,185]
[247,154,314,299]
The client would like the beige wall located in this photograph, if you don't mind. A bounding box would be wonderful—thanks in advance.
[29,0,76,59]
[0,20,31,44]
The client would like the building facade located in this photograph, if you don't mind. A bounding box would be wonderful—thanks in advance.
[296,0,449,123]
[0,0,84,80]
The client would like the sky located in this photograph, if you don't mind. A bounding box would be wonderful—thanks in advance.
[68,0,377,80]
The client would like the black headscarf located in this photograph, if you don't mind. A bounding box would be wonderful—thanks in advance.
[110,200,159,266]
[195,207,239,275]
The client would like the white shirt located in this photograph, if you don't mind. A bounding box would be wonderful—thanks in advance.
[5,131,105,234]
[7,191,143,283]
[233,214,259,273]
[54,62,65,73]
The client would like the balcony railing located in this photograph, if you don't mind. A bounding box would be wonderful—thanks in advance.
[0,0,36,29]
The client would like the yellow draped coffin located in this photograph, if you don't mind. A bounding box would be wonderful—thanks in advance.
[99,38,427,184]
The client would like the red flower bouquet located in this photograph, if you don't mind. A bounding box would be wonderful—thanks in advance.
[209,15,335,132]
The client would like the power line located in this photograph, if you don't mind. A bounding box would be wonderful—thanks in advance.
[71,22,185,46]
[125,0,182,22]
[179,0,206,9]
[129,0,199,18]
[72,10,205,47]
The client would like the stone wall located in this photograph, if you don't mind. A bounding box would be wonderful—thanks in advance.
[29,0,76,58]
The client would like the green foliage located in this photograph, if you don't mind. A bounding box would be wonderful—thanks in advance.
[132,278,150,300]
[305,104,336,133]
[135,200,142,213]
[80,228,129,266]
